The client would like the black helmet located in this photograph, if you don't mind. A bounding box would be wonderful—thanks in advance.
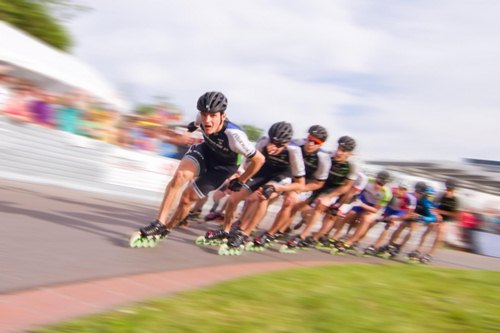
[308,125,328,142]
[268,121,293,145]
[197,91,228,113]
[415,181,427,193]
[445,178,457,190]
[376,170,390,185]
[338,135,356,151]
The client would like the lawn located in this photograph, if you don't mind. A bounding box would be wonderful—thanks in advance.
[36,264,500,333]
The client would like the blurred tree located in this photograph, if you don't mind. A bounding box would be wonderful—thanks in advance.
[241,124,263,142]
[0,0,88,51]
[134,104,155,116]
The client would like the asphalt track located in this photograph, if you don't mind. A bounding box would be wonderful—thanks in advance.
[1,178,500,295]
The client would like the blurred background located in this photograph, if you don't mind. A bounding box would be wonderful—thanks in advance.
[0,0,499,256]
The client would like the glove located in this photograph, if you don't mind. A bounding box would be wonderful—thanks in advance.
[327,206,339,216]
[187,121,198,133]
[228,178,244,192]
[261,184,276,199]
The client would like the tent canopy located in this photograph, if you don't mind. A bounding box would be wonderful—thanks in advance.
[0,21,128,112]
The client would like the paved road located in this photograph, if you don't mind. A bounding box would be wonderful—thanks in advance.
[1,178,499,294]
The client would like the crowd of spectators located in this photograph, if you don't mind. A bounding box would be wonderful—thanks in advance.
[0,66,201,159]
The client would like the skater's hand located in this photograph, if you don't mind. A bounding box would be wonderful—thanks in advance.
[260,184,276,199]
[228,178,244,192]
[187,121,198,132]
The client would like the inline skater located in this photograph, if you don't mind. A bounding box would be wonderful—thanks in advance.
[309,171,368,249]
[130,92,265,247]
[377,181,436,259]
[362,180,417,255]
[218,121,307,255]
[407,178,460,263]
[330,170,392,254]
[280,135,358,253]
[249,125,331,251]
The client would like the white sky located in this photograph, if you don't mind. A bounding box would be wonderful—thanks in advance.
[67,0,500,162]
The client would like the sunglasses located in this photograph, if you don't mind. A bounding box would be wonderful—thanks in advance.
[307,135,323,145]
[271,141,285,148]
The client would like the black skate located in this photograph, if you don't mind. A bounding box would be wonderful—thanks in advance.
[387,244,400,258]
[129,220,170,248]
[246,232,275,252]
[363,245,377,256]
[195,229,229,246]
[406,250,422,263]
[419,253,432,264]
[292,219,306,230]
[279,235,304,254]
[218,230,248,256]
[315,236,335,250]
[204,211,225,222]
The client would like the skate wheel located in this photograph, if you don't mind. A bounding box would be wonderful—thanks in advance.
[129,232,143,248]
[147,238,158,247]
[244,242,255,251]
[218,244,229,256]
[279,244,295,254]
[195,236,205,245]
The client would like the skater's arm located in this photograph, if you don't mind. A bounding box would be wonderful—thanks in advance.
[238,150,265,184]
[301,179,325,192]
[318,180,354,204]
[274,176,305,193]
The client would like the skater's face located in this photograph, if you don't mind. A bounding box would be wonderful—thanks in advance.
[200,111,226,135]
[266,141,287,155]
[304,135,323,154]
[333,147,352,162]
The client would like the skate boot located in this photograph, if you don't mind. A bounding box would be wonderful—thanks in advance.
[336,241,359,255]
[129,220,170,248]
[419,253,432,264]
[376,244,391,258]
[273,231,286,241]
[279,235,304,254]
[387,244,400,259]
[406,250,422,263]
[195,229,229,246]
[204,211,225,222]
[300,236,316,249]
[229,220,242,233]
[179,217,189,228]
[246,232,275,252]
[218,229,248,256]
[316,236,334,250]
[363,245,377,256]
[292,219,306,230]
[187,209,202,221]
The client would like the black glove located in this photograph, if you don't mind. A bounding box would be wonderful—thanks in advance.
[327,206,339,216]
[261,184,276,199]
[228,178,244,192]
[187,121,198,132]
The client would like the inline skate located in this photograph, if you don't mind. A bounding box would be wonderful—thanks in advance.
[195,229,229,246]
[129,220,170,248]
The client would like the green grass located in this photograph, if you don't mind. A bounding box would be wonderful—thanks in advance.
[35,265,500,333]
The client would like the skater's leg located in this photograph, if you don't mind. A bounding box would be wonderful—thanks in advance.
[166,186,202,229]
[268,192,298,234]
[223,190,250,232]
[157,158,197,224]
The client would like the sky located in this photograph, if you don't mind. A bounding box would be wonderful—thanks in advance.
[67,0,500,162]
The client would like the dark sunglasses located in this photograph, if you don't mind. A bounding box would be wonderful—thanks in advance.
[271,141,285,148]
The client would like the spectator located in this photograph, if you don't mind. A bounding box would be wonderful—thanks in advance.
[3,85,32,123]
[30,88,54,128]
[56,92,82,134]
[458,208,480,251]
